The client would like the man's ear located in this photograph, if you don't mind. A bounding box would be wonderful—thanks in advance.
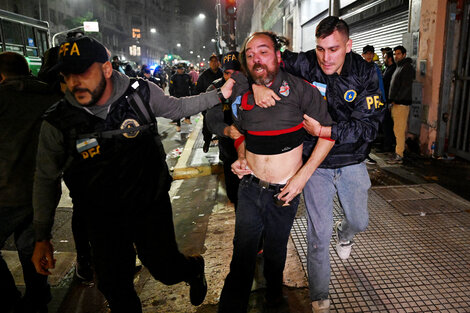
[276,50,281,64]
[0,73,5,83]
[102,61,113,78]
[346,39,352,53]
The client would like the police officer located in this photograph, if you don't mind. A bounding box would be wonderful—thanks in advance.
[248,17,385,312]
[196,54,223,152]
[31,36,233,313]
[170,64,194,128]
[205,51,242,209]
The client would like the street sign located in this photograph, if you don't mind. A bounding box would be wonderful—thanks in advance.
[83,21,99,32]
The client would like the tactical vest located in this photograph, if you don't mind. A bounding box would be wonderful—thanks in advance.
[44,79,172,211]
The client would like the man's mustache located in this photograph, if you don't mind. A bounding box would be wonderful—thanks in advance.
[72,87,91,94]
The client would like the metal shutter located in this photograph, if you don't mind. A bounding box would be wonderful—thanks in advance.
[348,10,409,57]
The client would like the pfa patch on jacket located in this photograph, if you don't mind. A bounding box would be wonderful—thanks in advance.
[76,138,101,159]
[279,80,290,97]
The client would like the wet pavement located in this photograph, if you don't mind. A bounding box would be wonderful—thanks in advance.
[3,116,470,313]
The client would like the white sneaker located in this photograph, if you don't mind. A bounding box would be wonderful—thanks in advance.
[312,299,330,313]
[335,220,354,260]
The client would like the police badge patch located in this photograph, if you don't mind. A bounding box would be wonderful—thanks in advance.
[120,119,141,138]
[279,80,290,97]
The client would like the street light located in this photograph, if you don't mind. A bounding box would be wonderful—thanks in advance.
[198,13,206,19]
[150,28,156,33]
[190,51,193,54]
[177,43,181,47]
[211,38,216,42]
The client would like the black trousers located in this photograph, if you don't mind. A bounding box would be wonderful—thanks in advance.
[84,194,200,313]
[202,111,213,144]
[222,158,240,209]
[0,206,50,309]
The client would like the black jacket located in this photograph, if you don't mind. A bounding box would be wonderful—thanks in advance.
[389,57,414,105]
[0,76,60,206]
[169,73,193,97]
[382,62,396,103]
[196,68,223,95]
[282,50,385,168]
[205,78,238,162]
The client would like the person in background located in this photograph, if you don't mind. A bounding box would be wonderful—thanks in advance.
[380,49,397,152]
[169,64,194,130]
[196,54,223,152]
[387,45,414,164]
[361,44,386,165]
[205,51,242,209]
[0,51,61,313]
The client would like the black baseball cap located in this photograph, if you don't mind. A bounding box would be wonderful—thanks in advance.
[54,36,109,74]
[221,51,240,71]
[362,45,374,54]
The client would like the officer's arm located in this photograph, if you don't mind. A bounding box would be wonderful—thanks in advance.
[33,121,66,241]
[331,66,385,144]
[147,79,234,120]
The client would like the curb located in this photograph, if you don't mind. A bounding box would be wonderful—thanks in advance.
[172,116,223,180]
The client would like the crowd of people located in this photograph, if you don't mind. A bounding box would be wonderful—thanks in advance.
[0,15,415,313]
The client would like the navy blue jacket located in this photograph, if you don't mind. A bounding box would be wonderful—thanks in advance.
[282,50,385,168]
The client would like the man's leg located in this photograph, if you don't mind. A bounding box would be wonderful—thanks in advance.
[0,207,23,310]
[87,212,141,313]
[263,194,299,301]
[335,163,371,243]
[14,210,51,310]
[303,168,336,302]
[134,195,202,285]
[218,178,264,313]
[391,104,410,157]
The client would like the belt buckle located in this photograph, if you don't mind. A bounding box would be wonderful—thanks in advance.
[259,179,270,189]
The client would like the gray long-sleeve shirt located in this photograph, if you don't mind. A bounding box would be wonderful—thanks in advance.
[33,70,220,240]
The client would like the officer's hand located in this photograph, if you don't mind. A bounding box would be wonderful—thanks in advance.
[220,78,235,99]
[303,114,322,136]
[231,158,252,178]
[224,125,242,140]
[253,84,280,108]
[32,240,56,275]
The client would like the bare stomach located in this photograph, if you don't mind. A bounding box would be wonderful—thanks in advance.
[246,144,303,184]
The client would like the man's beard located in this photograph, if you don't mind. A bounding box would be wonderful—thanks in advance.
[250,62,279,85]
[72,74,107,107]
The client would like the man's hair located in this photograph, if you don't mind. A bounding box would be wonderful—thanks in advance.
[239,31,289,74]
[0,52,30,77]
[315,16,349,39]
[394,45,407,54]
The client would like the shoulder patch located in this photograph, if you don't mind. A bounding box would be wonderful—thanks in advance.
[311,81,327,97]
[344,89,357,102]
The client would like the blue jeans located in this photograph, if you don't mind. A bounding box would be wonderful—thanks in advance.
[0,205,50,308]
[303,163,370,301]
[218,176,300,313]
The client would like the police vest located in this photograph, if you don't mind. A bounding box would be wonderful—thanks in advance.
[44,79,172,210]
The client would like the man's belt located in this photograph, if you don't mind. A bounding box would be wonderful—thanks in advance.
[246,174,285,192]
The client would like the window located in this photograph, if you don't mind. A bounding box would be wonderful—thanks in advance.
[2,20,24,55]
[24,25,39,57]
